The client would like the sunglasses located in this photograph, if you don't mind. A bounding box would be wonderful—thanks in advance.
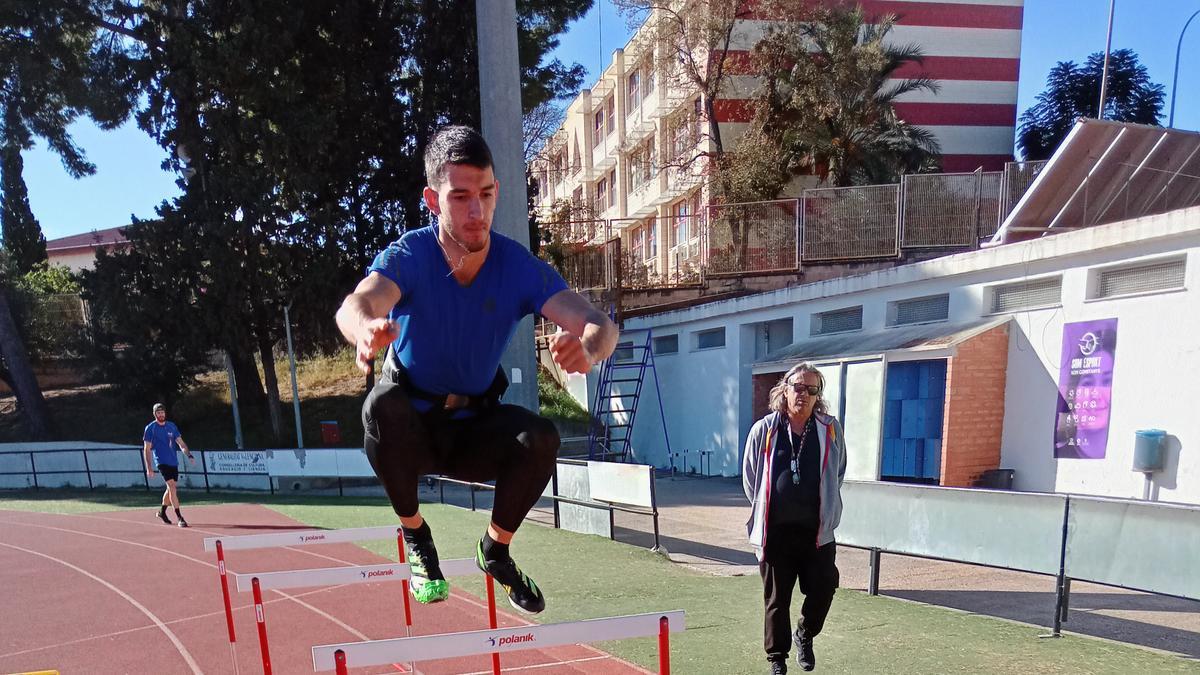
[789,383,820,396]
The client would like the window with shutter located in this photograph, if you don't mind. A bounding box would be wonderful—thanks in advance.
[811,306,863,335]
[892,294,950,326]
[1095,258,1185,298]
[990,277,1062,313]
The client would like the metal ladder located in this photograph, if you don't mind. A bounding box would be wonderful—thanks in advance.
[587,329,672,463]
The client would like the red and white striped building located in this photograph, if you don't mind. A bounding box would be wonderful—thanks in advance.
[531,0,1024,281]
[724,0,1023,172]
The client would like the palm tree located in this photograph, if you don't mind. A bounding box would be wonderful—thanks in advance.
[748,5,941,188]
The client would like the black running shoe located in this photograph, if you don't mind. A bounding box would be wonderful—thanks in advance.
[405,536,449,603]
[177,517,189,528]
[157,510,171,525]
[793,629,815,672]
[475,538,545,614]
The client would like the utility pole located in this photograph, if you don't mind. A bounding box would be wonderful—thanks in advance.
[476,0,539,412]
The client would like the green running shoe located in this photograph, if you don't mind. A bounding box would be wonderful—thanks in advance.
[475,538,545,614]
[405,536,449,604]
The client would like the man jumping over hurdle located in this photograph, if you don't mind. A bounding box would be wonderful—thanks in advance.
[336,125,617,614]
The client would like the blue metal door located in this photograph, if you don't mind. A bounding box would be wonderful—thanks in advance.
[881,360,946,483]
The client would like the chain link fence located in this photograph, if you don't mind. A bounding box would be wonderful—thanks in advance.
[1001,160,1049,220]
[556,239,620,291]
[802,184,900,262]
[705,199,799,275]
[540,160,1049,289]
[662,212,704,286]
[902,171,1003,248]
[540,219,609,245]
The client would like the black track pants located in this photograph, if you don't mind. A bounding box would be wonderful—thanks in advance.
[759,523,839,661]
[362,367,560,533]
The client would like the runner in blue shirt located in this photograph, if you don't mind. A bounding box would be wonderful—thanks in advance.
[143,403,195,527]
[336,126,617,614]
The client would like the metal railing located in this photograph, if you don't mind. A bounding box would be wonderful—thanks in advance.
[547,160,1049,292]
[425,458,662,551]
[705,199,799,276]
[0,448,663,551]
[802,183,901,262]
[838,481,1200,636]
[901,170,1003,248]
[0,447,275,493]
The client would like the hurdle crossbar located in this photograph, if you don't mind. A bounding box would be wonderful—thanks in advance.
[203,525,400,552]
[233,558,482,592]
[311,610,686,670]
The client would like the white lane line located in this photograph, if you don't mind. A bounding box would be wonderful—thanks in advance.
[0,541,204,675]
[0,586,334,659]
[3,512,635,673]
[75,511,380,566]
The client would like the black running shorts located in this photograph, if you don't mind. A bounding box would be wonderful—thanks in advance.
[158,464,179,481]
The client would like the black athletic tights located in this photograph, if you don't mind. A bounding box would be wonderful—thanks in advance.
[362,364,560,533]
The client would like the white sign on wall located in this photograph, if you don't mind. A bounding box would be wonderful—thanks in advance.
[205,451,267,475]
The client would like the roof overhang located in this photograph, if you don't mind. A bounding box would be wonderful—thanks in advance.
[990,119,1200,245]
[752,317,1011,374]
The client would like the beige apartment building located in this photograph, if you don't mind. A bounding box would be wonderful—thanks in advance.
[530,0,1025,285]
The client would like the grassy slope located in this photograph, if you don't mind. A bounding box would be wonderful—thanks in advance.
[1,350,591,447]
[2,491,1192,675]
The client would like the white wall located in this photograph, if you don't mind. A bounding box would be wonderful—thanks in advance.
[620,206,1200,504]
[46,250,97,272]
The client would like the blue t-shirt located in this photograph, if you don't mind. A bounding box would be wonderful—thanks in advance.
[143,421,183,466]
[368,226,568,396]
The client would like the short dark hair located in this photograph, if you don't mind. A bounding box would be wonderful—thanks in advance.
[424,125,494,187]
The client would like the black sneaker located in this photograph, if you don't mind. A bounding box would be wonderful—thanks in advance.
[475,538,545,614]
[177,517,189,528]
[769,659,788,675]
[405,536,449,603]
[157,510,171,525]
[793,629,815,672]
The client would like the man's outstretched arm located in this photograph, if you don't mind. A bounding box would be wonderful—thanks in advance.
[336,272,403,373]
[540,290,618,374]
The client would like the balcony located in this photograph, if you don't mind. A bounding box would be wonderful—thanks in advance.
[627,178,659,219]
[592,140,619,173]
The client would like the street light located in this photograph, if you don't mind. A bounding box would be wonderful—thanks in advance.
[1098,0,1116,118]
[1168,9,1200,128]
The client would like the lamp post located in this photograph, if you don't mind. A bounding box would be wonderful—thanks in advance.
[1168,9,1200,128]
[1098,0,1116,118]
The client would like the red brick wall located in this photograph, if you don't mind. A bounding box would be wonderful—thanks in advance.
[752,371,783,417]
[941,324,1010,487]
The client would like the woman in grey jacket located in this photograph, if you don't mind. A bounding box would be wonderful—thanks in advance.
[743,362,847,674]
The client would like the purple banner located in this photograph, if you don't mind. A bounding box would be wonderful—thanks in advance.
[1054,319,1118,459]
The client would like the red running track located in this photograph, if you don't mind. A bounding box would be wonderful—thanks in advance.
[0,504,655,675]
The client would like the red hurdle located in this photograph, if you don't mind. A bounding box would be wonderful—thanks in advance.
[215,540,240,674]
[485,575,501,675]
[252,577,273,674]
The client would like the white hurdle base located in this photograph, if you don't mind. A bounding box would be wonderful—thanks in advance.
[312,610,685,671]
[234,557,482,592]
[203,525,401,552]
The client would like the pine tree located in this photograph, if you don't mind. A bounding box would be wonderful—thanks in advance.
[1018,49,1165,161]
[0,116,47,274]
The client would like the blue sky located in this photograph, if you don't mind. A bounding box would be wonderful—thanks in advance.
[22,0,1200,241]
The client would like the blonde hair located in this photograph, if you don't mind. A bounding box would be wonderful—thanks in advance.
[768,362,828,416]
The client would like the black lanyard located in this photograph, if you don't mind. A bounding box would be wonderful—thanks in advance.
[788,417,813,485]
